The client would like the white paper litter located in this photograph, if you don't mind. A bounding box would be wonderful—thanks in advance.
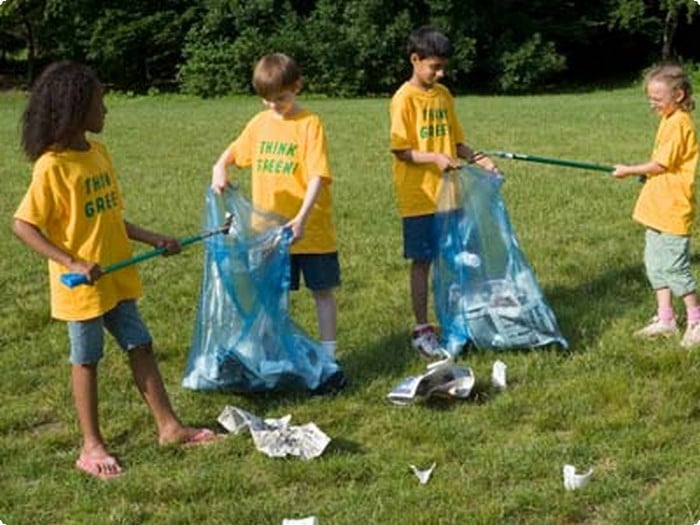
[409,462,436,485]
[218,406,330,460]
[282,517,319,525]
[491,360,507,389]
[388,358,475,404]
[562,464,593,490]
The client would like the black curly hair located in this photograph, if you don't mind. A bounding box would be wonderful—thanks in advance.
[21,61,101,161]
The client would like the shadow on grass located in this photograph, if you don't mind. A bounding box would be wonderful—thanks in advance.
[326,437,366,455]
[341,330,417,385]
[539,254,700,350]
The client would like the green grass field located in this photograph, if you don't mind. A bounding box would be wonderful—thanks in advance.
[2,87,700,524]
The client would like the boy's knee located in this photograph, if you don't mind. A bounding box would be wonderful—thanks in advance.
[127,342,153,357]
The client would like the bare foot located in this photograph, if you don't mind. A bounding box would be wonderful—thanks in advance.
[76,448,123,480]
[159,426,222,446]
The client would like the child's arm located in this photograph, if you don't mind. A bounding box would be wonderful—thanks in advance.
[12,218,102,282]
[286,176,324,243]
[212,146,235,194]
[124,221,181,256]
[456,143,500,173]
[612,160,665,179]
[393,149,459,172]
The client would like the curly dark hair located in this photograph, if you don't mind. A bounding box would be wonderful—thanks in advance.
[21,61,100,161]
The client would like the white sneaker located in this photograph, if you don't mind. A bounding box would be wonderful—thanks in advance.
[681,320,700,348]
[411,325,448,360]
[634,316,678,338]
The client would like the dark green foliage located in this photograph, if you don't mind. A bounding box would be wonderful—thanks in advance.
[497,33,566,93]
[178,0,302,96]
[1,0,700,95]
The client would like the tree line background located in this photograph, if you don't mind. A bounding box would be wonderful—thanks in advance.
[1,0,699,97]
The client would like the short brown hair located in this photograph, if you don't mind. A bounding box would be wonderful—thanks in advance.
[252,53,301,99]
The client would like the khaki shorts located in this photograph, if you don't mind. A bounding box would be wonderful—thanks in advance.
[644,228,696,296]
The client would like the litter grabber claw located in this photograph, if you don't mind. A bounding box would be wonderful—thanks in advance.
[60,213,234,288]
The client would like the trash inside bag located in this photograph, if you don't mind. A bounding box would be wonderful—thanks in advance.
[182,187,343,393]
[433,165,568,353]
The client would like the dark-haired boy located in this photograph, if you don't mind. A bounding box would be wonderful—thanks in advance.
[390,26,499,359]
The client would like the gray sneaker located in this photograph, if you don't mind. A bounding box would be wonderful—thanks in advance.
[634,316,678,338]
[681,320,700,348]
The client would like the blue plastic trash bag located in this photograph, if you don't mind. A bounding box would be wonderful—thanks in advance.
[182,187,343,393]
[433,165,568,354]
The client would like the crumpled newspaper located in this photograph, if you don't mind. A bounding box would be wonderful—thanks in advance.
[218,406,330,460]
[387,358,475,405]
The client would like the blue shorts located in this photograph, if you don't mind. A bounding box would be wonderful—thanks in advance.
[403,214,438,261]
[67,300,152,365]
[290,253,341,291]
[644,228,696,296]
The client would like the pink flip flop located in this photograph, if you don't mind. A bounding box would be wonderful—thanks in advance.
[75,454,123,480]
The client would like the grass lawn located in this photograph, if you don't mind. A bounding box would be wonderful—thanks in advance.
[2,86,700,524]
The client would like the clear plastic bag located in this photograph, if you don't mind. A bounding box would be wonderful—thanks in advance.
[182,187,342,393]
[433,165,568,353]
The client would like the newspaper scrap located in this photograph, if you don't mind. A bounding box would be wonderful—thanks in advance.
[491,360,507,389]
[409,462,436,485]
[217,406,330,460]
[387,358,475,405]
[562,464,593,490]
[282,517,319,525]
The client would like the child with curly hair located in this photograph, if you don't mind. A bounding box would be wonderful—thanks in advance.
[12,61,219,480]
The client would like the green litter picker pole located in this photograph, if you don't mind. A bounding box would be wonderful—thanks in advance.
[487,150,614,173]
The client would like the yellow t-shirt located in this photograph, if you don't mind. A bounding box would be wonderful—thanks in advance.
[227,108,336,254]
[390,82,466,217]
[633,110,698,235]
[14,141,142,321]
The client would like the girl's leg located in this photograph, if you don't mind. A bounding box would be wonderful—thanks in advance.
[72,363,122,476]
[127,344,211,445]
[681,292,700,347]
[655,287,674,319]
[682,291,700,312]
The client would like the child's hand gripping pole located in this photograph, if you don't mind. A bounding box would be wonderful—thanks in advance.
[60,213,235,288]
[486,150,614,173]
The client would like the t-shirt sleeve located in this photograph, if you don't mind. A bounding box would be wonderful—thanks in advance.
[305,116,332,182]
[390,94,414,151]
[14,162,58,229]
[447,91,466,145]
[652,116,684,170]
[228,118,257,168]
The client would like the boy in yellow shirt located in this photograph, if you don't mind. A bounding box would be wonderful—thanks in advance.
[390,26,499,359]
[212,53,340,362]
[613,61,700,347]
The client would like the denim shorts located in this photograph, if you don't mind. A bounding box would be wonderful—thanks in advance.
[644,228,696,296]
[290,252,341,291]
[67,300,152,365]
[402,213,438,261]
